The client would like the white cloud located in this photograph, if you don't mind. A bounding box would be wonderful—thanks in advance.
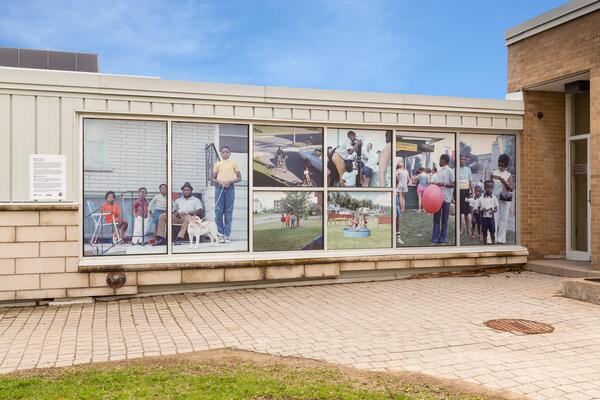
[0,0,414,92]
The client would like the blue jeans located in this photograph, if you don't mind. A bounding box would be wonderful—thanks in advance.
[432,201,450,244]
[215,186,235,237]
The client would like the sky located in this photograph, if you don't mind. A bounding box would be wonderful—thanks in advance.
[0,0,568,99]
[254,191,319,208]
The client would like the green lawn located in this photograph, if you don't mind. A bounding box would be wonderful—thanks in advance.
[253,216,323,251]
[0,350,493,400]
[397,209,516,247]
[327,221,392,249]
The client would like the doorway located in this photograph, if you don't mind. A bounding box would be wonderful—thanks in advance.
[566,90,591,261]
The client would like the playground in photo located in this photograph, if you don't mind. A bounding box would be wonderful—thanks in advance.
[327,192,392,250]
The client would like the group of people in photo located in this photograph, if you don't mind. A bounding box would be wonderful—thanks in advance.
[280,213,300,228]
[327,130,392,187]
[396,152,514,246]
[94,145,241,248]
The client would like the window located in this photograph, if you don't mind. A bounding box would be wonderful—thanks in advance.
[83,119,109,171]
[459,134,517,245]
[395,131,456,247]
[82,118,518,258]
[171,122,249,253]
[82,119,168,256]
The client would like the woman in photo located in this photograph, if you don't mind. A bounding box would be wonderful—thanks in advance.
[396,160,410,213]
[491,153,513,244]
[412,167,430,212]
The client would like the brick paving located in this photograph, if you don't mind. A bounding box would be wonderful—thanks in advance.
[1,271,600,399]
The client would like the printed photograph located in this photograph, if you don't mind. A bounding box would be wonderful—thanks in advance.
[395,132,456,247]
[83,119,168,256]
[253,125,323,187]
[327,128,392,188]
[327,191,392,250]
[253,191,323,252]
[170,122,249,253]
[458,134,516,245]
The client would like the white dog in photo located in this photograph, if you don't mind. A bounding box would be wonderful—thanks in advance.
[187,216,219,247]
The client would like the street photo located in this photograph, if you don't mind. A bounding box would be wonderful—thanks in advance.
[253,125,323,187]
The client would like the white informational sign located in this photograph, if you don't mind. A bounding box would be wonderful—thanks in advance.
[29,154,67,201]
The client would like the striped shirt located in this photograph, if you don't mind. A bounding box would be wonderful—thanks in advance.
[149,193,167,212]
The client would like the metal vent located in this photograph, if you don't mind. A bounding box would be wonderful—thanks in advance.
[485,319,554,334]
[0,47,98,72]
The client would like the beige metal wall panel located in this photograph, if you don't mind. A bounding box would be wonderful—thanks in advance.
[11,95,35,200]
[107,100,129,112]
[60,97,83,201]
[84,98,106,111]
[0,95,9,201]
[36,96,60,154]
[130,101,151,113]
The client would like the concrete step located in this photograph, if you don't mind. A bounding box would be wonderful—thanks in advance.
[525,259,600,278]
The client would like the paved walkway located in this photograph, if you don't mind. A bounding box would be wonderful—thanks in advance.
[1,272,599,400]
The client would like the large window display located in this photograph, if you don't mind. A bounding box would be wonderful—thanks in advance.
[171,122,249,253]
[327,129,392,188]
[83,119,168,256]
[395,131,456,247]
[82,118,518,258]
[253,191,323,251]
[253,125,323,187]
[459,134,516,245]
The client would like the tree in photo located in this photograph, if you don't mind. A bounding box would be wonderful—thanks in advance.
[281,192,311,225]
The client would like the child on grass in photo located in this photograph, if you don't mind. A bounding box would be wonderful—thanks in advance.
[478,180,499,245]
[468,186,482,241]
[342,163,357,187]
[396,160,409,212]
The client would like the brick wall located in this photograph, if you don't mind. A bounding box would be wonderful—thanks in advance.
[507,11,600,93]
[0,207,137,302]
[507,10,600,263]
[519,91,566,257]
[84,119,168,195]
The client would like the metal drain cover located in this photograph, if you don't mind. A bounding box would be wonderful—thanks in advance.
[484,319,554,334]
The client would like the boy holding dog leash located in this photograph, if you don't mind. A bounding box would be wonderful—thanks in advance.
[212,146,242,244]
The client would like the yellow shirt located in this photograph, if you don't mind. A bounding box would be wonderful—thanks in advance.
[213,159,240,182]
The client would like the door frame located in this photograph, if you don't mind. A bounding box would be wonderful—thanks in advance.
[566,133,591,261]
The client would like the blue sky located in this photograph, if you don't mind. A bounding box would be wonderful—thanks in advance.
[0,0,567,99]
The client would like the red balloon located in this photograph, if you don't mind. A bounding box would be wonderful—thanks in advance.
[422,185,444,214]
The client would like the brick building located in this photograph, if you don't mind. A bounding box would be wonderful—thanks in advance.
[506,0,599,263]
[0,1,598,304]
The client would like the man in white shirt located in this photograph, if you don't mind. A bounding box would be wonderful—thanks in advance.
[338,131,362,186]
[431,154,455,244]
[155,182,203,245]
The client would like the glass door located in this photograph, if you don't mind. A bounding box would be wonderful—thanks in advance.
[567,136,590,260]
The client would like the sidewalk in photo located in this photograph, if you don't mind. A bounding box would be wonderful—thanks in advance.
[1,272,599,400]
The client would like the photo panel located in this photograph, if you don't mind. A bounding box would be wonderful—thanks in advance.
[327,191,392,250]
[459,134,516,245]
[82,118,167,256]
[253,191,323,252]
[171,122,249,253]
[395,131,456,247]
[253,125,323,187]
[327,128,392,188]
